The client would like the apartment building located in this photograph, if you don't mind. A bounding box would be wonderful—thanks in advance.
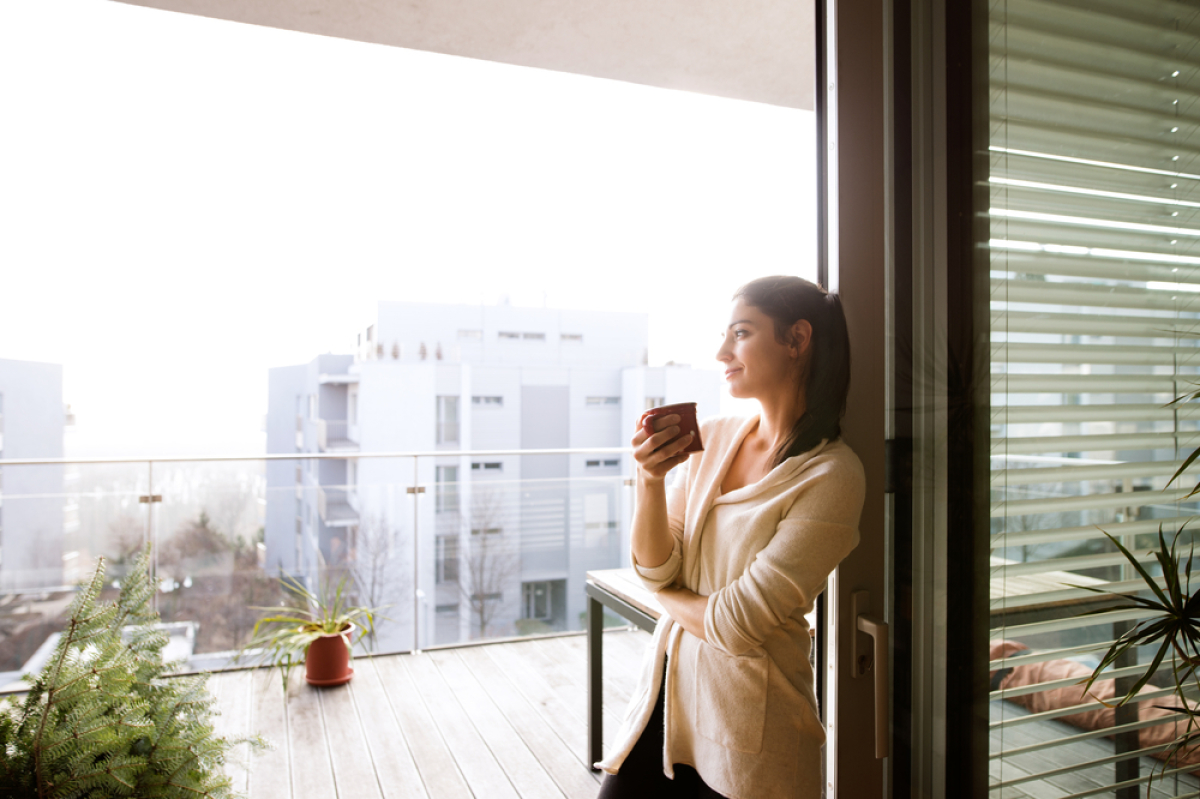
[266,302,720,650]
[0,358,74,592]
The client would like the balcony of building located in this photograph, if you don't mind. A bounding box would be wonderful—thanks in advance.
[317,420,359,453]
[317,485,359,528]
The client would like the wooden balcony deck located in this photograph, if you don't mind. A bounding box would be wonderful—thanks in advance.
[208,629,650,799]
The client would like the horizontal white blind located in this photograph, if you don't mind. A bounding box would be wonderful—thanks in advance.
[989,0,1200,796]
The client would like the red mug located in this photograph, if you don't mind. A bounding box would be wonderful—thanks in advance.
[639,402,704,454]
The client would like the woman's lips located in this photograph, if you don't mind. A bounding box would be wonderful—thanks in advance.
[724,368,742,379]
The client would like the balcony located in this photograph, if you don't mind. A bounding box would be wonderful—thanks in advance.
[316,419,358,452]
[210,629,644,798]
[317,486,358,528]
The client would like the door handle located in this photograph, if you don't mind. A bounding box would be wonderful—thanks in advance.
[852,590,889,759]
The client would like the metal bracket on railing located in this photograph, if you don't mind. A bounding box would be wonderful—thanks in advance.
[406,486,425,494]
[138,495,163,504]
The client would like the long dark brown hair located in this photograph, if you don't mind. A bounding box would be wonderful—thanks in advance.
[733,275,851,466]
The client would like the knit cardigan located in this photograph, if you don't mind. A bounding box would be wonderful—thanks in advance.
[596,415,865,799]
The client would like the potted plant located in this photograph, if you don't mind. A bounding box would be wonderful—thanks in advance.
[240,572,387,692]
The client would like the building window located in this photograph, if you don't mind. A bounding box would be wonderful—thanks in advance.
[458,329,482,340]
[470,526,502,536]
[522,582,552,621]
[585,459,621,468]
[585,397,620,406]
[522,332,545,341]
[437,396,460,444]
[471,461,503,471]
[471,396,503,407]
[435,465,459,513]
[645,396,665,410]
[498,331,520,340]
[436,534,459,584]
[561,333,583,343]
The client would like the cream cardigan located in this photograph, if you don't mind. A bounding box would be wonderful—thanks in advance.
[596,415,865,799]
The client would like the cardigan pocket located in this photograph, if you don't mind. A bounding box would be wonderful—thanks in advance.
[693,643,768,754]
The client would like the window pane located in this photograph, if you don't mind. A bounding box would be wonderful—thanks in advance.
[987,3,1200,794]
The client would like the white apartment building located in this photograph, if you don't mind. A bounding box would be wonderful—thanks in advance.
[0,358,74,592]
[266,302,720,650]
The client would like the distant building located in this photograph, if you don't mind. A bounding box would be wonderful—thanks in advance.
[0,358,73,591]
[265,302,720,650]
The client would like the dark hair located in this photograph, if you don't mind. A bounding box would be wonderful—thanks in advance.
[732,275,851,466]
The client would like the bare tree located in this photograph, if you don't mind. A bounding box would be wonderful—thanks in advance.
[460,487,519,639]
[344,514,405,650]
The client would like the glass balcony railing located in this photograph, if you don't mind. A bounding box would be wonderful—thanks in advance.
[0,447,635,691]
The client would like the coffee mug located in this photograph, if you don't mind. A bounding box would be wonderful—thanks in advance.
[640,402,704,454]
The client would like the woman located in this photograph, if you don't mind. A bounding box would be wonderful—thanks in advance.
[596,276,866,799]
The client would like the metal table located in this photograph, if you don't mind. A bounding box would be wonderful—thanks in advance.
[585,568,662,769]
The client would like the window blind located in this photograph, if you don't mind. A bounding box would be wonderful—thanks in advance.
[988,0,1200,796]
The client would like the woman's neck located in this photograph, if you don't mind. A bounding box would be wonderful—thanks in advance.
[753,390,807,456]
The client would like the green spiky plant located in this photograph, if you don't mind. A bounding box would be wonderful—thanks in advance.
[0,544,267,798]
[236,571,387,696]
[1065,386,1200,791]
[1072,528,1200,786]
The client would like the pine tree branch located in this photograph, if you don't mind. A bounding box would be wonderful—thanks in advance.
[33,561,108,799]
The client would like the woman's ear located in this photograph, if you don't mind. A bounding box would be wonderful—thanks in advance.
[790,319,814,359]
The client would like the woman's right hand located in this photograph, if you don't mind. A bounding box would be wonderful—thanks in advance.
[632,414,694,482]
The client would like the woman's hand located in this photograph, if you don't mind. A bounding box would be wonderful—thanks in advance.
[632,414,694,482]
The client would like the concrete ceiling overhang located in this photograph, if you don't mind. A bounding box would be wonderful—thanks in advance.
[113,0,814,110]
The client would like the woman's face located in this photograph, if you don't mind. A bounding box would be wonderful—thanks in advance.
[716,299,807,401]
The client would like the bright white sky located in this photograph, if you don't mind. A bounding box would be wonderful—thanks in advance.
[0,0,817,457]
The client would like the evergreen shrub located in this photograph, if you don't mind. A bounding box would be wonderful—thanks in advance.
[0,545,266,798]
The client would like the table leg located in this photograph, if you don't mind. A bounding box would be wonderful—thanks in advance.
[588,593,603,770]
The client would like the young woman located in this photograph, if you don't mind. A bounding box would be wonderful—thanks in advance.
[596,276,866,799]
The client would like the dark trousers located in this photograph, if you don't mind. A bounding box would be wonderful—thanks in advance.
[598,673,727,799]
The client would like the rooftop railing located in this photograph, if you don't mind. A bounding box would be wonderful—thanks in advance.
[0,447,635,692]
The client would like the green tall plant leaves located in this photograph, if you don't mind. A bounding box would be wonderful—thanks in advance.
[1069,527,1200,790]
[0,545,267,798]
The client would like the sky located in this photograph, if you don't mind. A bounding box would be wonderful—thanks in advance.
[0,0,817,457]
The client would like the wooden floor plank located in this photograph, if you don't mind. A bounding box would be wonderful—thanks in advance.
[524,637,625,745]
[209,670,254,796]
[428,649,565,799]
[404,651,522,799]
[346,657,429,799]
[481,641,596,758]
[247,669,292,799]
[286,676,337,799]
[456,646,604,798]
[500,638,624,741]
[373,654,473,799]
[319,680,384,799]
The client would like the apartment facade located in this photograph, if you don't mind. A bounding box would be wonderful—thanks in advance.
[266,302,720,650]
[0,359,73,592]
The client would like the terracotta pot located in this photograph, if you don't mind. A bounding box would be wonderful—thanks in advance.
[304,622,355,686]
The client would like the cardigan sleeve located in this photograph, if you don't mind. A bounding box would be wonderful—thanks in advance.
[703,457,865,656]
[631,455,690,591]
